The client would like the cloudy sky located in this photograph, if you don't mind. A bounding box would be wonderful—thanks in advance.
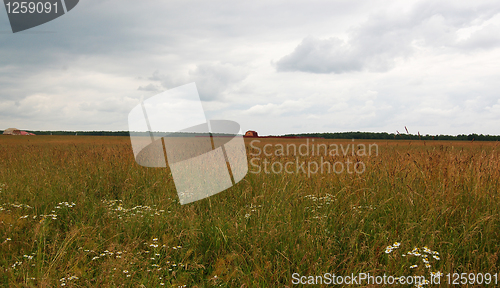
[1,0,499,136]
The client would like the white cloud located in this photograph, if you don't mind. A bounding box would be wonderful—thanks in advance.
[276,1,500,74]
[275,36,363,73]
[187,63,248,101]
[138,83,162,92]
[244,99,312,116]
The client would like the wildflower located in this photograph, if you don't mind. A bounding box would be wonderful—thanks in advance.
[123,270,129,274]
[11,261,22,268]
[431,271,443,277]
[410,265,418,269]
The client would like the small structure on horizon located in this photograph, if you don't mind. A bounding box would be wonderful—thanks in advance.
[244,130,258,137]
[2,128,35,135]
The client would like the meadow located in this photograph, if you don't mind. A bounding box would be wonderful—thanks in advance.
[0,135,499,287]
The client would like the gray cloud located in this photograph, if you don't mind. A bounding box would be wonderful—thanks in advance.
[147,63,248,101]
[276,1,500,74]
[275,36,364,73]
[187,63,248,101]
[138,83,161,92]
[1,0,499,135]
[148,70,162,81]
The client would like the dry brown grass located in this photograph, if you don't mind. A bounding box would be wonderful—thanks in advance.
[0,135,499,286]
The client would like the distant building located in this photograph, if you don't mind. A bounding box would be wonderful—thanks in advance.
[3,128,21,135]
[2,128,35,135]
[244,130,258,137]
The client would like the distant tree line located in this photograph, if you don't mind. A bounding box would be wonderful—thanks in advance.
[2,130,499,141]
[283,132,500,141]
[23,131,131,136]
[2,131,237,137]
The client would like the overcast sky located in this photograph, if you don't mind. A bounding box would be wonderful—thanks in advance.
[1,0,499,135]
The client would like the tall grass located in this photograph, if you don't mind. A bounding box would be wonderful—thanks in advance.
[0,135,499,287]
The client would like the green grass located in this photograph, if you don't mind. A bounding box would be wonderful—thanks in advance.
[0,135,499,287]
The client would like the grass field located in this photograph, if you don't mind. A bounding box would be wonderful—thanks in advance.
[0,135,499,287]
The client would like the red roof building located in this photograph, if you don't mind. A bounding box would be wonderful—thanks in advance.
[3,128,35,135]
[244,130,258,137]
